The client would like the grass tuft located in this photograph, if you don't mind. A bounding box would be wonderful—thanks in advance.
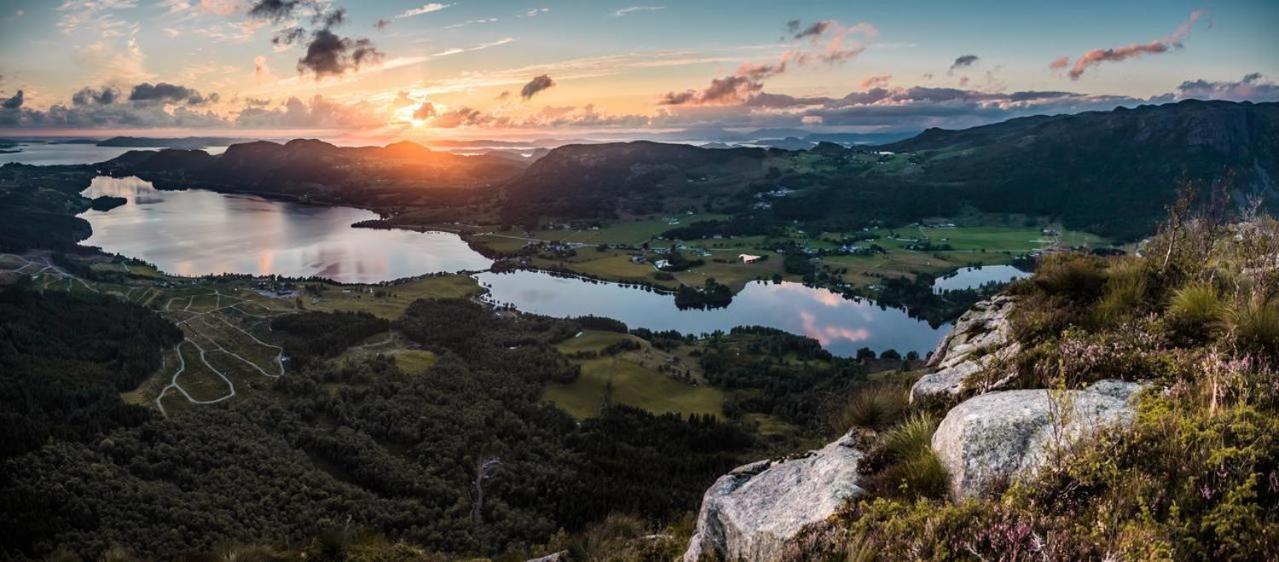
[832,385,908,431]
[1168,281,1225,339]
[1229,298,1279,355]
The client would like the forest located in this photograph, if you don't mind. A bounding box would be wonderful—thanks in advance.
[0,290,793,560]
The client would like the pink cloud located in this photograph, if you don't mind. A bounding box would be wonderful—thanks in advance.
[859,74,892,89]
[661,19,875,105]
[1057,10,1206,80]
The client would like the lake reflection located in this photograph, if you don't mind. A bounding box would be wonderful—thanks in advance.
[476,270,948,356]
[79,176,492,283]
[932,264,1030,294]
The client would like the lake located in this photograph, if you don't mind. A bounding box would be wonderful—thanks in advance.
[79,176,492,283]
[73,172,949,355]
[0,142,229,165]
[932,264,1030,294]
[476,270,948,356]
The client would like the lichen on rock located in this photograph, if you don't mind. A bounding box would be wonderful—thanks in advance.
[931,379,1144,499]
[682,431,865,562]
[911,294,1020,403]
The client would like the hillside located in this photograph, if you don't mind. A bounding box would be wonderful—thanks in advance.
[98,139,529,209]
[680,214,1279,561]
[494,101,1278,240]
[498,141,772,224]
[882,99,1279,238]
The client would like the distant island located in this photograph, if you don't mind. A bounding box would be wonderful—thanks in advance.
[89,195,127,211]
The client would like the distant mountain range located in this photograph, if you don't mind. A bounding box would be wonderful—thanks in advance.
[94,100,1278,240]
[498,100,1278,238]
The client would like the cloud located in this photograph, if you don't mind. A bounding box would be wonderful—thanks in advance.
[247,0,301,22]
[272,26,307,46]
[129,82,212,104]
[246,1,384,80]
[1,90,23,110]
[524,8,549,17]
[949,54,978,72]
[520,75,556,100]
[661,19,876,106]
[254,55,273,81]
[431,106,494,128]
[1055,10,1206,80]
[72,86,120,106]
[614,6,663,17]
[234,95,381,128]
[374,18,391,30]
[412,101,437,120]
[1171,73,1279,102]
[792,20,832,40]
[396,3,451,19]
[859,74,891,89]
[297,29,383,77]
[497,91,510,100]
[0,83,230,128]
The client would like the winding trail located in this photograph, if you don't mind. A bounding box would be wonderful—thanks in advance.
[155,339,238,417]
[4,254,293,414]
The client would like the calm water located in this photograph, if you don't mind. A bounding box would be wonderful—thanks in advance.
[79,176,492,283]
[476,270,948,356]
[932,265,1030,294]
[0,142,228,165]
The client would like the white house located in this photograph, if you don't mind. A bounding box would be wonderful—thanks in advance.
[739,254,763,264]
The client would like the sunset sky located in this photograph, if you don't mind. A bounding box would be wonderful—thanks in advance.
[1,0,1276,141]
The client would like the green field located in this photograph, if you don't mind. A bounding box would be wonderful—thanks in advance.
[393,350,438,375]
[531,214,730,246]
[545,330,721,419]
[305,275,482,319]
[543,356,724,420]
[484,220,1106,296]
[554,330,639,354]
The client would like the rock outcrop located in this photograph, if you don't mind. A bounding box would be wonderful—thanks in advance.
[682,432,865,562]
[911,295,1019,402]
[931,380,1143,499]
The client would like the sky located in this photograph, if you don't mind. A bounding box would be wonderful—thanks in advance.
[0,0,1276,142]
